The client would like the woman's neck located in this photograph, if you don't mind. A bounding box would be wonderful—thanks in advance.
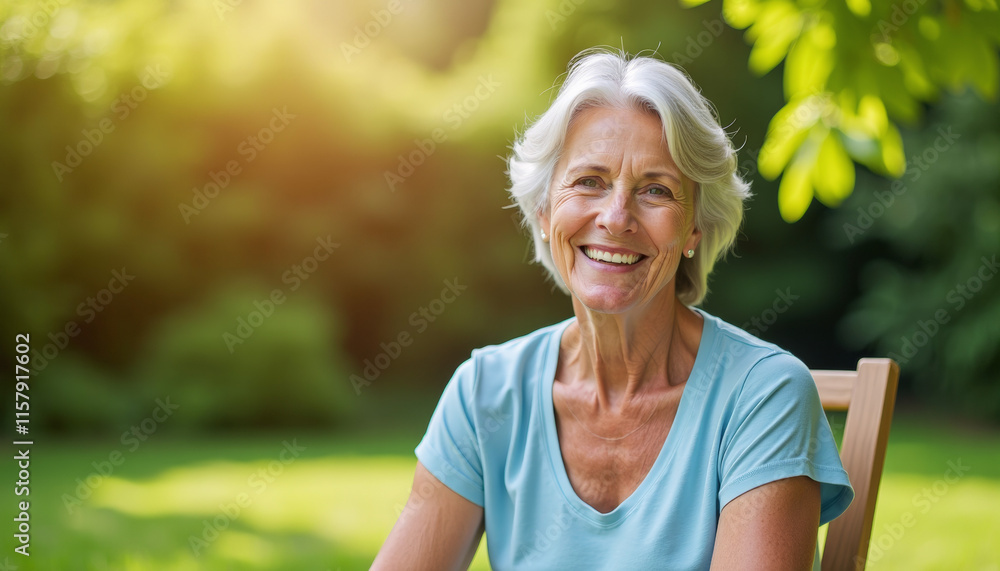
[562,294,702,411]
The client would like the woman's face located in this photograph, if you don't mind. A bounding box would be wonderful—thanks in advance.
[540,105,700,314]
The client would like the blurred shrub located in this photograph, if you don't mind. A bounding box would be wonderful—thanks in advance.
[33,353,138,434]
[132,283,355,431]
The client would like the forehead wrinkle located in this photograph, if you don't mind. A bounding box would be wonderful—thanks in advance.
[561,106,683,185]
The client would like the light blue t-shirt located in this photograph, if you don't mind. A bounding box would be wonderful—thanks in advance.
[415,309,853,570]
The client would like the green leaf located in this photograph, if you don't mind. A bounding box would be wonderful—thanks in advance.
[723,0,761,29]
[880,75,922,124]
[880,124,906,177]
[838,91,890,145]
[778,158,814,222]
[897,42,937,104]
[846,0,871,17]
[968,37,999,99]
[812,132,856,206]
[840,131,882,168]
[758,99,820,179]
[858,95,888,136]
[747,1,803,74]
[964,0,999,11]
[974,11,1000,44]
[784,23,834,98]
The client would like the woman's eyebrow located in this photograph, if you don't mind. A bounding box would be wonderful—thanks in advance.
[566,163,611,175]
[642,170,680,184]
[563,164,681,185]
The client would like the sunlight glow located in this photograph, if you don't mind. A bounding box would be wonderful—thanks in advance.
[89,456,415,551]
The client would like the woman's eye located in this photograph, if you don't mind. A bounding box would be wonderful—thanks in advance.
[577,178,600,188]
[648,186,672,197]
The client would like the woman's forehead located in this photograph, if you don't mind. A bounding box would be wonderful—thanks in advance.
[563,106,676,169]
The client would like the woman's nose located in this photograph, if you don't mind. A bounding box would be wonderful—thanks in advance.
[595,188,637,236]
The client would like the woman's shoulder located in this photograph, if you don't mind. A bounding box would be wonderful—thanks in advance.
[450,317,573,395]
[469,317,573,365]
[695,308,812,392]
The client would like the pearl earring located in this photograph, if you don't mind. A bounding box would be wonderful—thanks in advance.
[686,249,694,258]
[541,231,548,242]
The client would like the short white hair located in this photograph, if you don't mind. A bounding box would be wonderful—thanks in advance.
[506,49,750,306]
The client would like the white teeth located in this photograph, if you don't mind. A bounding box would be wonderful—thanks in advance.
[584,247,640,265]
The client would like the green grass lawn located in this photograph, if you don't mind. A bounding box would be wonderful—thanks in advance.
[3,411,999,570]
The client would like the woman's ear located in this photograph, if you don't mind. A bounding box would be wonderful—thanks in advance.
[684,179,702,254]
[538,210,551,241]
[686,226,702,255]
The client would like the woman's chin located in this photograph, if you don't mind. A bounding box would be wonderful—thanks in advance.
[569,283,646,315]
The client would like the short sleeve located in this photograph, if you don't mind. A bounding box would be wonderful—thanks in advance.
[718,353,854,525]
[414,357,485,506]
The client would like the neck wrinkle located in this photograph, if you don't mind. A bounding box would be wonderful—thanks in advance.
[567,293,694,413]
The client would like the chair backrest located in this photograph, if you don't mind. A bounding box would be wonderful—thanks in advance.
[811,358,900,571]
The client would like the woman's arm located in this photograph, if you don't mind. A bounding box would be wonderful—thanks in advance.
[710,476,821,571]
[371,461,485,571]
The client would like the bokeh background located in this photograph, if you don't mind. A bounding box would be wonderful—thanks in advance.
[1,0,998,569]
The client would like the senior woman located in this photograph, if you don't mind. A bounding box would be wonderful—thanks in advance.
[372,49,852,570]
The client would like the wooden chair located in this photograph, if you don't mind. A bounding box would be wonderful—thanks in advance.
[811,358,900,571]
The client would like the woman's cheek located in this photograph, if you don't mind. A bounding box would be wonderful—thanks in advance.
[554,237,576,280]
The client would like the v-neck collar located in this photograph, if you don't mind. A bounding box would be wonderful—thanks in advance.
[538,309,716,527]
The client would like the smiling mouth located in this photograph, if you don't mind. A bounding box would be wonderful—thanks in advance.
[582,246,644,265]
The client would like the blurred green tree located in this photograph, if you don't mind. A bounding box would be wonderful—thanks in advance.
[2,0,997,432]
